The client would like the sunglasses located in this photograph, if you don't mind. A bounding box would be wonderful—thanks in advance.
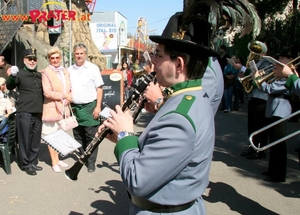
[27,57,37,62]
[50,56,60,60]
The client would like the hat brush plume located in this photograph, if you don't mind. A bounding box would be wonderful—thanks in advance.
[182,0,261,39]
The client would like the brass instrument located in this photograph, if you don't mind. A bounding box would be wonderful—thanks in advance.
[239,67,270,93]
[133,69,148,78]
[241,41,268,93]
[65,71,156,181]
[239,74,254,93]
[254,71,275,89]
[255,55,300,88]
[249,110,300,152]
[245,40,268,68]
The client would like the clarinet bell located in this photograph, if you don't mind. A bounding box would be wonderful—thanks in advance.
[64,161,84,181]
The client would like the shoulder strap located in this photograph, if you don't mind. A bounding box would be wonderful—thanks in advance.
[161,95,196,132]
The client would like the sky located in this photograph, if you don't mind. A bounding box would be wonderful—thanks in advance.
[94,0,183,36]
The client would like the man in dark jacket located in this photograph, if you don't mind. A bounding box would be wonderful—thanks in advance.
[6,48,44,176]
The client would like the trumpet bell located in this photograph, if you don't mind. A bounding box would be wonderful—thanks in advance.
[239,74,254,93]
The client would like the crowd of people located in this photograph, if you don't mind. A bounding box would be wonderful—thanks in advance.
[1,43,104,176]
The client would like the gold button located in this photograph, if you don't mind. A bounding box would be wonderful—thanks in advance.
[185,95,192,100]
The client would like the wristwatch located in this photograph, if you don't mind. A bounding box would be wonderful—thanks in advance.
[154,98,164,110]
[117,131,135,141]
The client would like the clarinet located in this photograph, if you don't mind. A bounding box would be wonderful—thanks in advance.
[65,71,156,181]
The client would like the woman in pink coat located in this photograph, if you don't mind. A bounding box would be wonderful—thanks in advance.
[41,47,73,173]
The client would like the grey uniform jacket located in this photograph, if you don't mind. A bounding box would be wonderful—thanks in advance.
[202,57,224,115]
[114,80,215,215]
[260,79,291,118]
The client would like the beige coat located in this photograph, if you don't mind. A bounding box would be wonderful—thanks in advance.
[41,67,72,121]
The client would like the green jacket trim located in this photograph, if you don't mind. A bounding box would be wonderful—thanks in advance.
[285,74,298,90]
[161,95,196,132]
[114,136,139,162]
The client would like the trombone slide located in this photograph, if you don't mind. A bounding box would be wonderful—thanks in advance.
[249,110,300,152]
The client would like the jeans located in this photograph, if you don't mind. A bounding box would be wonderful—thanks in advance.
[224,85,234,110]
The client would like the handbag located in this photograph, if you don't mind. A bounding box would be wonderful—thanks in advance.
[58,104,78,131]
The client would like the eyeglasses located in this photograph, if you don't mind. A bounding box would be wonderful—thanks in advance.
[27,57,37,62]
[50,56,60,60]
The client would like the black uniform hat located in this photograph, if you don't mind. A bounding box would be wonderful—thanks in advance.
[24,48,37,58]
[149,12,218,57]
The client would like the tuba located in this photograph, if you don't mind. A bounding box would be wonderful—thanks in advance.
[241,41,268,93]
[245,40,268,68]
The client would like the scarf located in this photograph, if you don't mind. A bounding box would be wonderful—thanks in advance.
[48,65,66,95]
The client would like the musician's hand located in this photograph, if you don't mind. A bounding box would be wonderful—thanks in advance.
[273,64,293,78]
[144,100,157,114]
[144,82,163,104]
[103,105,133,135]
[238,73,245,78]
[252,70,261,78]
[233,63,242,70]
[96,124,118,143]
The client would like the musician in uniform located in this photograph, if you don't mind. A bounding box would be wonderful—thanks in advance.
[97,10,219,214]
[240,45,273,159]
[273,49,300,168]
[6,48,44,176]
[253,47,294,182]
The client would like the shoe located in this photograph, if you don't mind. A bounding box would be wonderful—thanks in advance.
[52,164,61,173]
[241,148,255,156]
[32,164,43,171]
[246,152,266,159]
[224,109,230,113]
[24,167,37,176]
[261,171,271,176]
[87,164,95,173]
[263,176,285,183]
[58,161,69,167]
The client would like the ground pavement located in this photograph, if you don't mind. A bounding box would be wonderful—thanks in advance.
[0,100,299,215]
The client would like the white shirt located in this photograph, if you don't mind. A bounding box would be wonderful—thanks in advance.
[68,61,104,104]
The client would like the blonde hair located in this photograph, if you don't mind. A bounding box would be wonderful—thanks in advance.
[47,47,62,59]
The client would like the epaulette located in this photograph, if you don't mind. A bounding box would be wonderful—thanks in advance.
[161,95,196,132]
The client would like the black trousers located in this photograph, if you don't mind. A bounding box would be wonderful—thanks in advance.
[72,125,99,165]
[248,98,269,148]
[16,112,42,169]
[267,116,287,179]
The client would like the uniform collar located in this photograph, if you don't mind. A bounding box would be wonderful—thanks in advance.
[163,79,202,98]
